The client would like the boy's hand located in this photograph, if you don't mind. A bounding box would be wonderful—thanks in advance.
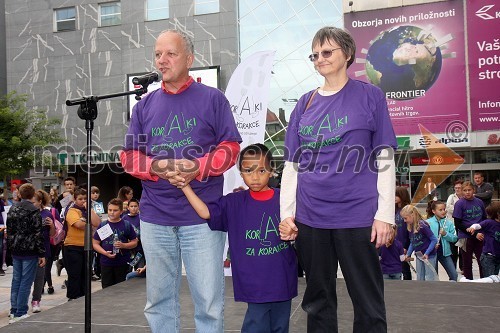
[466,227,474,234]
[114,241,124,249]
[422,254,429,260]
[439,229,446,236]
[38,258,46,267]
[476,233,484,241]
[106,251,116,259]
[44,217,54,228]
[404,256,414,262]
[279,218,298,241]
[137,267,146,274]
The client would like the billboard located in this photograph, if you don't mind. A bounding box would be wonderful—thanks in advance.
[466,0,500,131]
[345,1,467,135]
[127,66,220,119]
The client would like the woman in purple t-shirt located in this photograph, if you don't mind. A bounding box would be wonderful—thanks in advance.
[279,27,397,332]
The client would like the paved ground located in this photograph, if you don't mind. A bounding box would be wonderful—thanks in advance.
[0,262,103,328]
[0,257,482,330]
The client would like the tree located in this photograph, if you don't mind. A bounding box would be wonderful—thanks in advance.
[0,91,65,195]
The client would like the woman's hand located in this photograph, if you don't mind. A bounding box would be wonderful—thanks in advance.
[279,217,298,241]
[371,220,392,248]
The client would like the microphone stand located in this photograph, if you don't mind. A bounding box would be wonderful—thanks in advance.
[65,85,150,333]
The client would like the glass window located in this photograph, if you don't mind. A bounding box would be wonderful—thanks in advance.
[195,0,219,15]
[54,7,76,32]
[146,0,169,21]
[100,2,121,27]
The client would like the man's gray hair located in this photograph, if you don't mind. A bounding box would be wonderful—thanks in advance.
[159,29,194,54]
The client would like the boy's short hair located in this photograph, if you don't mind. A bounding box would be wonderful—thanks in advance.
[74,188,87,198]
[128,198,139,206]
[91,186,100,194]
[19,183,36,200]
[238,143,273,171]
[108,198,124,211]
[64,176,76,184]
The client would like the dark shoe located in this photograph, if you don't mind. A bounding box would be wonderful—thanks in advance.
[47,286,55,294]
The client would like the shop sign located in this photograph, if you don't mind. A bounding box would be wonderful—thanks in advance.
[411,155,465,165]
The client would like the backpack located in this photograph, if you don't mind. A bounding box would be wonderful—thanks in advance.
[50,208,66,246]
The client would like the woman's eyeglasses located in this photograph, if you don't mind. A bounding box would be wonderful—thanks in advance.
[308,48,342,62]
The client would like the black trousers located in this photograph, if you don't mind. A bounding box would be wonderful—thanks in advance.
[63,245,85,299]
[295,222,387,333]
[100,264,130,289]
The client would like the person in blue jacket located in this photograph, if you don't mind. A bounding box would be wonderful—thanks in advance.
[426,200,458,281]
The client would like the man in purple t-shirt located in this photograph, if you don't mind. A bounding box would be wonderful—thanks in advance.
[120,29,241,333]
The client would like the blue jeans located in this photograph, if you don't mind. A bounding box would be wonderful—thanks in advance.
[141,221,225,333]
[436,247,458,281]
[241,300,291,333]
[480,253,500,276]
[383,273,402,280]
[416,255,438,281]
[10,257,38,317]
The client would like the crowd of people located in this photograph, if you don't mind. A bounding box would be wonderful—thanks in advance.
[1,26,499,333]
[383,173,498,284]
[2,178,145,324]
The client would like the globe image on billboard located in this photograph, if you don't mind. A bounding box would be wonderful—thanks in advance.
[365,25,442,100]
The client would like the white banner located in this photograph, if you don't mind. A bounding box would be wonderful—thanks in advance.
[223,50,276,194]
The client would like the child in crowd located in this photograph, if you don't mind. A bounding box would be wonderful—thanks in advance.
[63,188,100,300]
[453,181,487,279]
[31,190,56,313]
[91,186,105,217]
[401,205,438,281]
[7,183,46,323]
[93,198,138,288]
[426,200,458,281]
[395,186,412,280]
[182,144,297,333]
[117,186,133,216]
[122,198,144,269]
[379,226,405,280]
[466,201,500,276]
[90,186,104,281]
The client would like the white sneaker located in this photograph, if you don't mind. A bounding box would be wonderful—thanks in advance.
[9,313,30,324]
[1,264,7,271]
[32,301,41,313]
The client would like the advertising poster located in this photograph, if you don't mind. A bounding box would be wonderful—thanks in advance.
[466,0,500,130]
[345,1,467,135]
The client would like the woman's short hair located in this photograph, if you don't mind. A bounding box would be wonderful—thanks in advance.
[312,26,356,68]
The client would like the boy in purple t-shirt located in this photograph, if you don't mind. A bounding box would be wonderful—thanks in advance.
[183,144,297,333]
[93,199,138,288]
[453,181,487,279]
[467,201,500,276]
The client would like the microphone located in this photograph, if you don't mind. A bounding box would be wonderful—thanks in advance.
[132,71,161,86]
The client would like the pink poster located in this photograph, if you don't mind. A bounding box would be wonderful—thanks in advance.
[467,0,500,131]
[345,1,467,135]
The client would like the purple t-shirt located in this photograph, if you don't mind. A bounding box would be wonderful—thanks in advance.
[122,213,142,252]
[93,219,137,267]
[408,221,437,257]
[379,239,404,274]
[284,79,397,228]
[207,189,297,303]
[453,198,486,238]
[395,208,410,249]
[479,219,500,257]
[124,83,242,226]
